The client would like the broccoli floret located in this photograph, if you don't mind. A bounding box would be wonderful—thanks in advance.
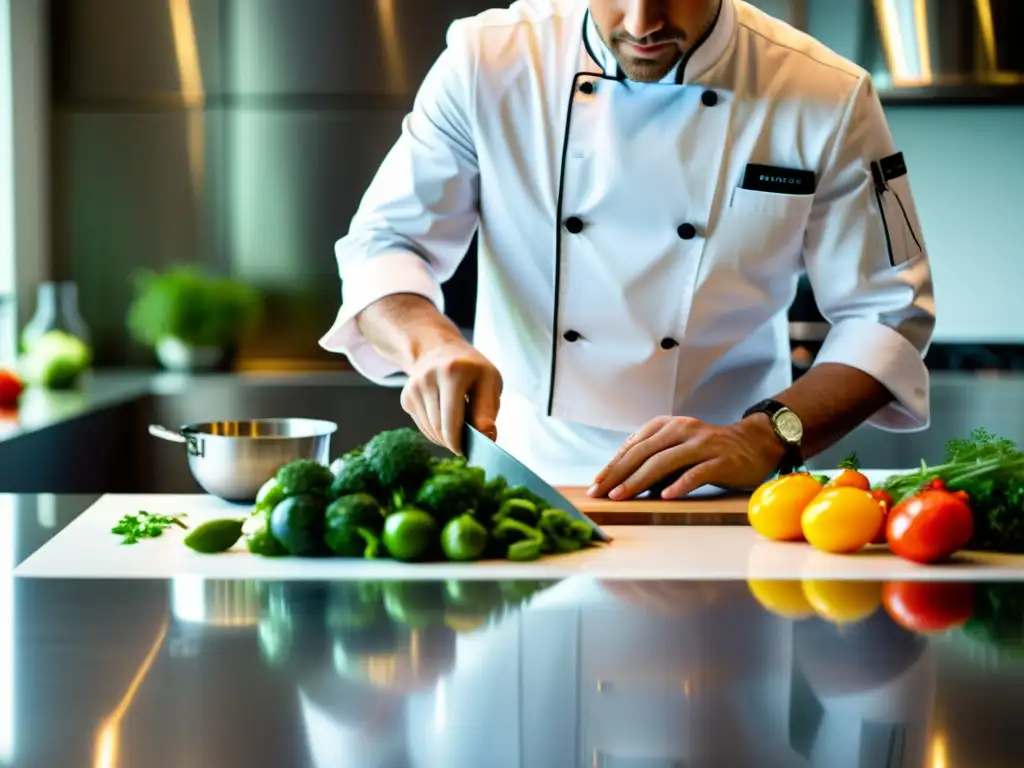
[330,452,384,501]
[275,459,333,497]
[415,471,487,523]
[362,427,434,493]
[432,456,469,475]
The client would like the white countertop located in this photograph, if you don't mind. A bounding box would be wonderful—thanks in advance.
[12,493,1024,581]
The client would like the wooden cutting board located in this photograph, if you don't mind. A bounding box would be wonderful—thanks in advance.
[556,486,750,526]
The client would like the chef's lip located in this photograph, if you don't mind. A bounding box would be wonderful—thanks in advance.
[620,40,678,57]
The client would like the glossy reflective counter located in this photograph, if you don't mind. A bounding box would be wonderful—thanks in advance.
[5,494,1024,767]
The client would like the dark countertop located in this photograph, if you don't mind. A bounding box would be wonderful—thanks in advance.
[6,492,1024,768]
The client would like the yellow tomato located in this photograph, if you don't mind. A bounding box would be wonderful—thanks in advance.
[747,473,824,541]
[748,579,816,620]
[802,580,882,624]
[800,487,884,554]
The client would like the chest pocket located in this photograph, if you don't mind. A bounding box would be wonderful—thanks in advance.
[720,187,815,276]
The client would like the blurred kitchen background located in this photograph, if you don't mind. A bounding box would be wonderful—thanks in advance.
[0,0,1023,491]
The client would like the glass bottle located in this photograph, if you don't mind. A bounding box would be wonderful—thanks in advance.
[20,281,91,352]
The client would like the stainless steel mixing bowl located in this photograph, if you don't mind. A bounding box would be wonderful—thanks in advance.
[149,418,338,503]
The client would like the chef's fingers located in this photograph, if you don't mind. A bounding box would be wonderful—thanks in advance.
[594,416,672,484]
[659,459,725,500]
[607,441,706,500]
[436,373,468,455]
[400,383,438,446]
[591,420,693,496]
[469,369,502,441]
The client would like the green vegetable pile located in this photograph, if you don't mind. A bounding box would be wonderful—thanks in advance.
[233,427,598,562]
[879,428,1024,553]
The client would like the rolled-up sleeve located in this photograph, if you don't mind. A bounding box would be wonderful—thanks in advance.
[318,20,480,384]
[803,74,936,431]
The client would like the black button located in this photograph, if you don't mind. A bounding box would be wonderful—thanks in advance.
[677,223,697,240]
[701,90,718,107]
[565,216,585,234]
[660,337,679,350]
[563,330,581,342]
[579,81,595,95]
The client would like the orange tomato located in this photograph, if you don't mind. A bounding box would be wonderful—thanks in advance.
[747,473,824,542]
[800,487,885,554]
[829,468,871,491]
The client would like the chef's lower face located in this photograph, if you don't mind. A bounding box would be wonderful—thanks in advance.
[589,0,722,83]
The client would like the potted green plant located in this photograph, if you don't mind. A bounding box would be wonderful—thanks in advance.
[126,266,260,372]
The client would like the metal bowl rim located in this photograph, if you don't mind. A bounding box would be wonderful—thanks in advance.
[179,418,339,439]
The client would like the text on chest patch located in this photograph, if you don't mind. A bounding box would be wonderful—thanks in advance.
[741,164,816,195]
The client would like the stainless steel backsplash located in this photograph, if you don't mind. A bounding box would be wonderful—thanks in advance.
[50,0,489,366]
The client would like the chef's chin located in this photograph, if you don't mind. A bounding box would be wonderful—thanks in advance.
[613,49,680,83]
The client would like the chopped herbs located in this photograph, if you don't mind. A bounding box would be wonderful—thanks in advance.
[111,511,188,545]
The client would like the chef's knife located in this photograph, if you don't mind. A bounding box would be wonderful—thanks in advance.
[460,423,612,543]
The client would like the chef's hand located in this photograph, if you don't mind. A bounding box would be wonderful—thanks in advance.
[588,415,786,500]
[401,339,502,455]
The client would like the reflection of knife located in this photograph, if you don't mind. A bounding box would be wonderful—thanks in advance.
[461,423,612,543]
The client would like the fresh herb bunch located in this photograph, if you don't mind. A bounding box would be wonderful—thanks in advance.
[112,511,188,544]
[880,428,1024,553]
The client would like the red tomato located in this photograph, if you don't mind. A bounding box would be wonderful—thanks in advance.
[882,581,974,633]
[0,369,24,409]
[886,488,974,564]
[869,489,893,544]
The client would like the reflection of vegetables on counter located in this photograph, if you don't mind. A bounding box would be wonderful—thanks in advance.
[234,427,598,563]
[881,581,974,634]
[748,429,1024,563]
[957,583,1024,663]
[254,578,552,685]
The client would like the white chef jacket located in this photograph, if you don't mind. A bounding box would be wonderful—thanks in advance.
[319,0,936,486]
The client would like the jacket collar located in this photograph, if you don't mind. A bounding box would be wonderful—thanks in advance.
[583,0,735,85]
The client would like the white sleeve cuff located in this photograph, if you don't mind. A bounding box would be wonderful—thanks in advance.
[318,250,446,386]
[813,318,930,432]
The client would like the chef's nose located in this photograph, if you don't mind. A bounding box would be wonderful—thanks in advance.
[622,0,667,41]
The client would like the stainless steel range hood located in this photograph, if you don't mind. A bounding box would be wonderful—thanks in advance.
[770,0,1024,103]
[863,0,1024,102]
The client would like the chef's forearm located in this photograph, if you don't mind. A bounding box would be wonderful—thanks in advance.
[765,363,895,458]
[356,294,465,372]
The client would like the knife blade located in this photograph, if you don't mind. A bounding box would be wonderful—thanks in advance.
[460,423,612,543]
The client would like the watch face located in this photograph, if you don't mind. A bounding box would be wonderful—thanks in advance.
[774,409,803,443]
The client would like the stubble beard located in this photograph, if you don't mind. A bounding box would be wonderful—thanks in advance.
[607,1,722,83]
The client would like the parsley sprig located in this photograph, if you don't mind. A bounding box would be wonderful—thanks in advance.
[112,511,188,545]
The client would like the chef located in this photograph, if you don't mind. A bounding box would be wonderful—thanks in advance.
[319,0,936,498]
